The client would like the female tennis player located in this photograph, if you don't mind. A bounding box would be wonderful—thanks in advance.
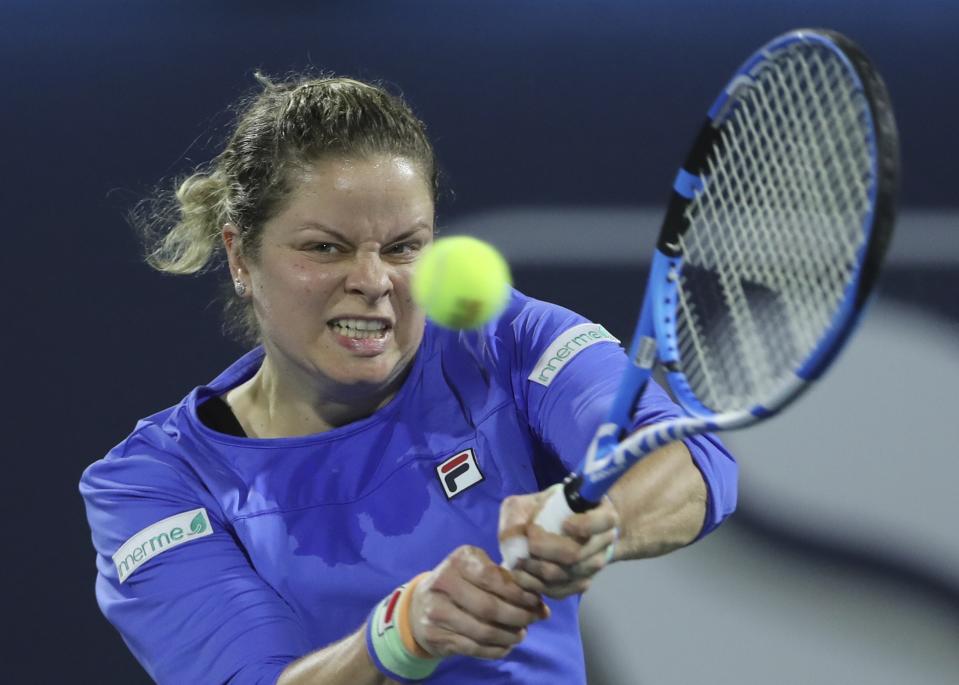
[79,74,737,684]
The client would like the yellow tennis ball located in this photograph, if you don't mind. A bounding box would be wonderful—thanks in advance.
[412,236,512,329]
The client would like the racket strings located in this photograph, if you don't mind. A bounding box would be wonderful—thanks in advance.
[748,58,855,333]
[676,44,874,413]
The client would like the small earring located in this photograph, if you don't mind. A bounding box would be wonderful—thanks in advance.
[234,279,247,297]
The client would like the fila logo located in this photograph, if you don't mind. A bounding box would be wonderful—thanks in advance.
[436,448,484,499]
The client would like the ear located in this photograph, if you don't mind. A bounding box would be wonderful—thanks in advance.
[222,223,246,281]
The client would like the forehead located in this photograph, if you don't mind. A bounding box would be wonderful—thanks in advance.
[271,155,434,235]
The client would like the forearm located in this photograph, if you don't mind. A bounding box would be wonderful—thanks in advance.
[277,623,392,685]
[606,440,707,561]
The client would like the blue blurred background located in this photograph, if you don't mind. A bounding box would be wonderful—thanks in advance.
[5,1,957,682]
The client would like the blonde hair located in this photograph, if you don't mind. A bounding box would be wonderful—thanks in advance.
[133,72,438,343]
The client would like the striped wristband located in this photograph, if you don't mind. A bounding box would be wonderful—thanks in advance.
[366,573,442,683]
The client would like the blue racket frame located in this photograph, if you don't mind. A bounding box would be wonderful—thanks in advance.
[499,28,898,570]
[571,29,899,506]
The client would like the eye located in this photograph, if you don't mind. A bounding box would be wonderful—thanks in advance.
[306,242,341,254]
[386,241,421,258]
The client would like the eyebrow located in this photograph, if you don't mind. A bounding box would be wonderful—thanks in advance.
[296,222,433,243]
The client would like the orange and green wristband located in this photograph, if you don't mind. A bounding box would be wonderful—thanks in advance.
[365,573,442,683]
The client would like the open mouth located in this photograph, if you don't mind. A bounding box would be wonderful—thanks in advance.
[328,318,391,340]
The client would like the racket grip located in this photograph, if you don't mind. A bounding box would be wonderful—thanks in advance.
[533,482,576,535]
[499,536,530,571]
[500,483,574,570]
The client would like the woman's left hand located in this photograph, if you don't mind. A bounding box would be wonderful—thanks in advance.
[498,486,621,599]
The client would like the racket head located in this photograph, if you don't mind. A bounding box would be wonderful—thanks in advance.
[652,29,899,421]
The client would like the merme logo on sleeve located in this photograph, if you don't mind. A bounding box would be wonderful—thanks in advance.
[528,323,620,387]
[112,508,213,583]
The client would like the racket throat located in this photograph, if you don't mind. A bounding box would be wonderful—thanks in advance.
[634,335,657,370]
[560,473,599,513]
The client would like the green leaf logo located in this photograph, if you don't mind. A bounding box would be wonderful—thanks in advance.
[189,513,207,535]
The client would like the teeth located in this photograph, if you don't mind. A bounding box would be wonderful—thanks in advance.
[339,329,383,339]
[333,318,386,331]
[331,318,388,338]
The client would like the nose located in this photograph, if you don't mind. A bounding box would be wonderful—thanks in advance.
[344,249,392,302]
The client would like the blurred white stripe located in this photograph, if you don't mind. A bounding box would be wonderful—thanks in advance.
[449,208,959,266]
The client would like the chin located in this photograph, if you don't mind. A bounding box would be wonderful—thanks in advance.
[326,355,403,388]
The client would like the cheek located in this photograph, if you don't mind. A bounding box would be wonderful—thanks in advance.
[400,304,427,347]
[270,260,334,298]
[254,262,336,328]
[288,260,325,292]
[393,268,416,298]
[394,276,421,318]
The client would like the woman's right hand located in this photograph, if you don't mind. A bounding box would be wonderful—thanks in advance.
[408,545,550,660]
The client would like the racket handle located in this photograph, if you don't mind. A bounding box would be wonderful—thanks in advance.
[500,479,583,569]
[499,536,530,570]
[533,481,576,534]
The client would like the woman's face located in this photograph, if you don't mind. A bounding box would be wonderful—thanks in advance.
[237,155,434,399]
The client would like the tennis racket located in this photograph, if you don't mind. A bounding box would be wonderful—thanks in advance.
[501,28,899,567]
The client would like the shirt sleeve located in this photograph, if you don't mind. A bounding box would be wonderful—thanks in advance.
[79,443,313,684]
[503,293,738,537]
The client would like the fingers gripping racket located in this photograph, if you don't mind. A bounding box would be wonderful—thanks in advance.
[501,29,899,568]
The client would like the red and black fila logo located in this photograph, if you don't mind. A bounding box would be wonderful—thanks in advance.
[436,448,484,499]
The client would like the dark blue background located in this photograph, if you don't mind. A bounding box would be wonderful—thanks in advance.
[4,2,956,682]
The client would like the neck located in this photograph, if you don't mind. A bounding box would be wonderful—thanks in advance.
[226,350,402,439]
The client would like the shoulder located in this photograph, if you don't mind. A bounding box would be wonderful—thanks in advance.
[80,432,199,578]
[82,414,191,491]
[79,410,209,531]
[418,289,622,410]
[81,347,264,498]
[492,289,621,383]
[426,289,611,353]
[78,390,231,555]
[497,288,579,335]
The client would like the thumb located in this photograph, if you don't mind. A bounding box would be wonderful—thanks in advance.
[498,492,541,541]
[498,492,544,570]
